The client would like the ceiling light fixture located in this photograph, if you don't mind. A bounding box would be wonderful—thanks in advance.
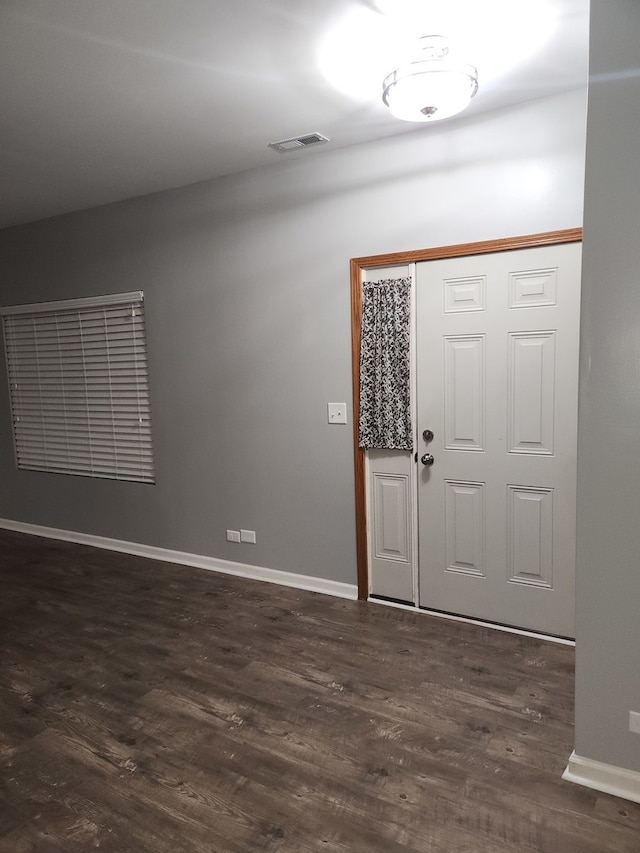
[382,35,478,122]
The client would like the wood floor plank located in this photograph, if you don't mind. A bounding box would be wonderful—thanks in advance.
[1,529,639,851]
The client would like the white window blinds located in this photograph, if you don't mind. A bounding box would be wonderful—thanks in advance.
[1,291,155,484]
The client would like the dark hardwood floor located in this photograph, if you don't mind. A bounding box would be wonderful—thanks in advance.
[1,529,639,852]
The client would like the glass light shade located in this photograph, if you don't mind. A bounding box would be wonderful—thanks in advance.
[382,37,478,122]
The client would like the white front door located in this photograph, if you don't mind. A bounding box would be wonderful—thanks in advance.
[416,242,581,637]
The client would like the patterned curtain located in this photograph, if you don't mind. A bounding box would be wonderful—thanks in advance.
[358,277,413,451]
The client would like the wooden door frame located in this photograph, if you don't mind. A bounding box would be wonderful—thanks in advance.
[350,228,583,600]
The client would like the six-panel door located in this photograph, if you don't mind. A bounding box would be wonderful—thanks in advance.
[416,243,581,637]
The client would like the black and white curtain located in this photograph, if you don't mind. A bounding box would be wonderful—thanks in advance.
[358,277,412,452]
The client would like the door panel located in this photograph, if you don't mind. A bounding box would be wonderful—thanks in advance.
[373,472,411,564]
[507,485,554,588]
[444,480,485,577]
[508,331,556,454]
[444,335,485,450]
[416,242,581,636]
[368,451,415,603]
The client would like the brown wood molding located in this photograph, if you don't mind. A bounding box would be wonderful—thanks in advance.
[350,258,368,599]
[350,227,582,600]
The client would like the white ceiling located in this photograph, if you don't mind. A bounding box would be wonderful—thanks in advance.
[0,0,589,230]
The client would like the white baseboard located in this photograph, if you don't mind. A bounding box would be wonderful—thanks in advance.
[563,751,640,804]
[0,518,358,602]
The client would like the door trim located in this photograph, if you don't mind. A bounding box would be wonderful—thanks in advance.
[350,228,583,600]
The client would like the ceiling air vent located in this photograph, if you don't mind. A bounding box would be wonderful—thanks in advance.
[269,133,330,153]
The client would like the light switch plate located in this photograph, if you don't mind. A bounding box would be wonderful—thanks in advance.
[240,529,256,544]
[327,402,347,424]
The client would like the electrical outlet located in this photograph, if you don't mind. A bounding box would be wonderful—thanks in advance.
[240,529,256,544]
[327,402,347,424]
[629,711,640,735]
[226,529,241,543]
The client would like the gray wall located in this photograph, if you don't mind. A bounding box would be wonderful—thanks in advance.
[575,0,640,773]
[0,89,586,585]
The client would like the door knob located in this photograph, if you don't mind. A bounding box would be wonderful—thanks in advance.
[421,453,435,466]
[422,429,434,443]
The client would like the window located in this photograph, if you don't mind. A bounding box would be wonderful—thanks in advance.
[1,291,155,484]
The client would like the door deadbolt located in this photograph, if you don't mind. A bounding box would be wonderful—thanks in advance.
[421,453,435,467]
[422,429,434,443]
